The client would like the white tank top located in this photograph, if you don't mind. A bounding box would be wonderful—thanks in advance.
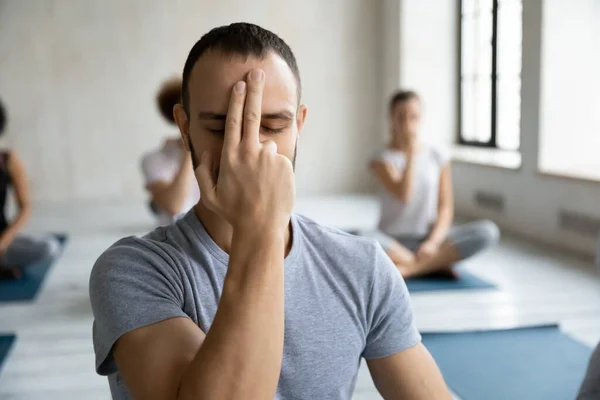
[375,145,449,237]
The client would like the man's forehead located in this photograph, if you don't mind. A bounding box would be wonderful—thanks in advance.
[187,51,297,112]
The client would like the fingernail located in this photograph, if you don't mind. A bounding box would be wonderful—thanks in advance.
[250,70,263,81]
[234,81,246,94]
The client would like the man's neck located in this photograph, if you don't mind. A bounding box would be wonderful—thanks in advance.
[194,202,293,256]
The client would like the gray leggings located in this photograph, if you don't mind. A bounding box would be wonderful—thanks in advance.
[0,235,60,267]
[361,220,500,260]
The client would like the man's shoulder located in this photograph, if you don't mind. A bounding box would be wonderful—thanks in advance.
[293,214,400,303]
[91,227,181,279]
[294,213,383,265]
[295,213,369,240]
[89,226,195,313]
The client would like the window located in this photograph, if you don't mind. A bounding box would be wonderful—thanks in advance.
[459,0,522,150]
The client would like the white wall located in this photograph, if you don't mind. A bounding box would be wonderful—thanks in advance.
[380,0,401,133]
[379,0,459,151]
[380,0,458,147]
[0,0,382,203]
[398,0,458,148]
[390,0,600,256]
[538,0,600,180]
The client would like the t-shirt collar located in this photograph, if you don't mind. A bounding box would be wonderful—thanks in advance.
[182,208,302,268]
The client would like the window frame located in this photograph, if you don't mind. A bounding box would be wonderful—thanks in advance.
[458,0,500,148]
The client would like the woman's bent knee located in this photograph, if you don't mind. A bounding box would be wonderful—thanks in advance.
[478,220,500,248]
[37,237,60,263]
[450,220,500,260]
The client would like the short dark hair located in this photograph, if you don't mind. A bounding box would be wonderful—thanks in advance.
[0,99,5,136]
[389,90,419,114]
[181,22,301,113]
[156,78,182,125]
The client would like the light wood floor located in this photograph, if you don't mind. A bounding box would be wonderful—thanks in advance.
[0,196,598,399]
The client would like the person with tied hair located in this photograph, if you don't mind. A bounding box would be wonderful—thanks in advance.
[0,98,60,280]
[140,78,200,226]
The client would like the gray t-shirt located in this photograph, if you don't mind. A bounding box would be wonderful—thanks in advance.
[90,210,421,399]
[376,145,450,237]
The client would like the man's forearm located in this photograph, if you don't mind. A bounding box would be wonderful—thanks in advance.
[178,226,286,400]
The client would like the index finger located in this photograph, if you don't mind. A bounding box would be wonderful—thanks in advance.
[223,81,247,152]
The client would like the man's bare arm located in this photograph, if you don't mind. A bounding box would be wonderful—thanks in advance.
[113,318,205,400]
[367,343,452,399]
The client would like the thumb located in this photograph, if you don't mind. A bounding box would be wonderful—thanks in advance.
[195,151,218,210]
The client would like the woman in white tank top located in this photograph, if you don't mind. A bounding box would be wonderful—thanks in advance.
[363,90,500,279]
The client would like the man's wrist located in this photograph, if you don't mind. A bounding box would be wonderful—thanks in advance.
[229,223,287,272]
[233,218,288,242]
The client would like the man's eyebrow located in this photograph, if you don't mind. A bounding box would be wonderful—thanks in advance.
[197,110,294,121]
[262,111,294,120]
[198,112,226,120]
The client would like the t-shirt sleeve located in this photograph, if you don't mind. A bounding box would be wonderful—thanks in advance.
[141,151,172,184]
[362,244,421,359]
[89,237,189,376]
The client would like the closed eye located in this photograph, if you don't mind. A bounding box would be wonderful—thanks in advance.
[261,127,285,134]
[207,127,285,135]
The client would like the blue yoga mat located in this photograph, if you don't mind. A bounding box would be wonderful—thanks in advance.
[0,234,68,303]
[422,324,592,400]
[405,269,496,292]
[0,335,16,374]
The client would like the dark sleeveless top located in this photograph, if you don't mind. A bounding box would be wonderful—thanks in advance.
[0,151,12,233]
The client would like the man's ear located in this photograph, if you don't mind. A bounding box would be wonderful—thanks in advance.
[296,104,308,138]
[174,104,191,151]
